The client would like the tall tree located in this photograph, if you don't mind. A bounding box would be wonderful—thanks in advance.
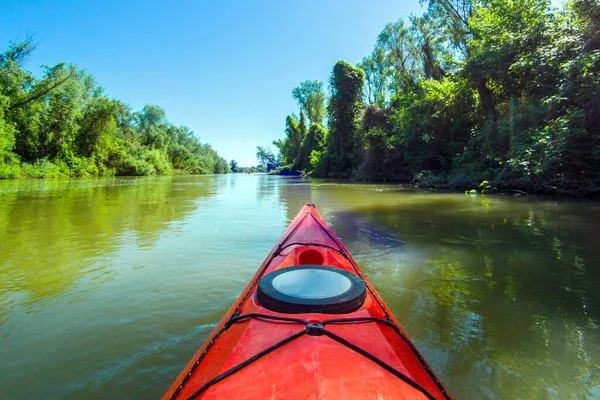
[295,123,327,172]
[137,105,169,148]
[421,0,474,53]
[320,61,365,178]
[292,80,327,125]
[360,48,389,105]
[376,20,420,92]
[294,111,308,169]
[422,0,497,123]
[409,13,449,80]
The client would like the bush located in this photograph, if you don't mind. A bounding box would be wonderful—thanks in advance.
[19,159,66,178]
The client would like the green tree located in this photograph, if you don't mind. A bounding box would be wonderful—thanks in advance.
[292,80,327,125]
[275,114,304,166]
[0,95,19,178]
[318,61,365,178]
[376,20,419,92]
[229,159,238,172]
[256,146,281,172]
[409,13,449,81]
[360,48,389,105]
[295,123,327,172]
[0,39,228,179]
[421,0,474,53]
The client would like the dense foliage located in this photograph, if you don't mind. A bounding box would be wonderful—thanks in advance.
[255,146,282,172]
[292,80,327,125]
[0,40,228,179]
[228,159,266,173]
[268,0,600,194]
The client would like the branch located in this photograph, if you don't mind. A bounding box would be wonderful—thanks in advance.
[438,0,472,32]
[7,69,74,112]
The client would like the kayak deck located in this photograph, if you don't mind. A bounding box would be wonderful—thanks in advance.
[164,204,452,400]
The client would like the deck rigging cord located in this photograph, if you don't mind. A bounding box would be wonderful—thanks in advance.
[185,314,438,400]
[169,206,451,400]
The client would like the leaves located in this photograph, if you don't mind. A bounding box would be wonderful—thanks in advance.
[0,40,228,178]
[268,0,600,193]
[292,80,327,125]
[256,146,281,171]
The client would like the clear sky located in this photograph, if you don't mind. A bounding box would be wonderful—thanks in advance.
[0,0,428,166]
[1,0,561,166]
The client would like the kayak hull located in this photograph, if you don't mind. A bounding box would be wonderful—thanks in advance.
[164,204,452,400]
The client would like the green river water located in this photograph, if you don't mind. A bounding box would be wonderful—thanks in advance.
[0,174,599,399]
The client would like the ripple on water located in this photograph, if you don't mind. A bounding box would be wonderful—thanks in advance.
[1,175,600,399]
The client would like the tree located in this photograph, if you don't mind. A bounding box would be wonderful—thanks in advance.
[0,36,36,67]
[0,39,227,178]
[229,159,238,172]
[295,123,327,172]
[256,146,281,172]
[213,157,229,174]
[360,48,389,105]
[274,114,304,165]
[376,20,420,92]
[0,95,19,178]
[409,13,449,80]
[292,80,327,125]
[422,0,500,128]
[137,104,169,148]
[421,0,474,53]
[319,61,365,178]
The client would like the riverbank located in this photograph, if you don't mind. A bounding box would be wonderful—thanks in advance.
[264,1,600,200]
[267,166,600,197]
[0,159,229,180]
[411,168,600,197]
[267,166,303,176]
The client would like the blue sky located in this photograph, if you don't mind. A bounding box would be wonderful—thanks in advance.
[0,0,426,166]
[0,0,561,166]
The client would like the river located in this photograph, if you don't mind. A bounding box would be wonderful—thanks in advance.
[0,174,599,399]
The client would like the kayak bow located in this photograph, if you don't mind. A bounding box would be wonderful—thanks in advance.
[164,204,453,400]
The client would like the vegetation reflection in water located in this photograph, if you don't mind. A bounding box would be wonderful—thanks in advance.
[0,175,599,399]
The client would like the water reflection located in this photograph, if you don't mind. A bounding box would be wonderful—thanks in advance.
[0,175,598,399]
[276,176,314,222]
[0,176,214,325]
[317,192,600,399]
[274,179,600,397]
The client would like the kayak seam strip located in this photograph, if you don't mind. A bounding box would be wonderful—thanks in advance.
[232,213,310,317]
[306,212,453,400]
[169,206,452,400]
[169,214,310,400]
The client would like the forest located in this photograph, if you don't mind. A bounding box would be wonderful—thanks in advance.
[266,0,600,195]
[0,40,229,178]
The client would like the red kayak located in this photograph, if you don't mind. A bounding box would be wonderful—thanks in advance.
[164,204,453,399]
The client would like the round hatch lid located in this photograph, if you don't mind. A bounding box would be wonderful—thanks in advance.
[257,265,367,314]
